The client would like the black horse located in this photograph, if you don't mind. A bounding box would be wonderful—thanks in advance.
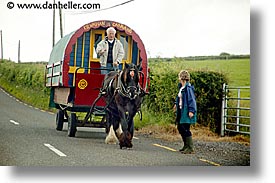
[102,63,145,149]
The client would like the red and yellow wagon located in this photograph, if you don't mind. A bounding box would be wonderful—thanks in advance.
[45,20,149,137]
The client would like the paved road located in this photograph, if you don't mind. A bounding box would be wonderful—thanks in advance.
[0,87,211,166]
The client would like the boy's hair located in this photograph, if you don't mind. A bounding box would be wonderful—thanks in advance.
[178,70,190,81]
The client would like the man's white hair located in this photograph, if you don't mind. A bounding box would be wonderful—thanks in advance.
[106,27,116,34]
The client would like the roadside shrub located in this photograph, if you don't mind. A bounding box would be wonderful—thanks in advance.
[0,60,45,90]
[0,59,229,133]
[0,60,50,109]
[144,70,228,133]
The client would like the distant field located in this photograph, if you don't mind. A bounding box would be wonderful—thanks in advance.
[149,58,250,87]
[149,58,250,99]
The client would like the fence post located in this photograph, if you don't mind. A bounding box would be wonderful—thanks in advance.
[221,83,226,136]
[236,88,241,132]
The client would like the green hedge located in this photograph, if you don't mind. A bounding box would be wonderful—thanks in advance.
[0,60,50,109]
[0,60,45,90]
[144,69,229,133]
[0,59,229,133]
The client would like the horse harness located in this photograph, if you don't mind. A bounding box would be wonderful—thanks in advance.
[102,70,140,99]
[83,70,143,124]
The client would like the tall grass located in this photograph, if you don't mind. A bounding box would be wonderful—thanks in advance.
[150,58,250,88]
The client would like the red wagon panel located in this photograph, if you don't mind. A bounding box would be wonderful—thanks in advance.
[74,73,105,107]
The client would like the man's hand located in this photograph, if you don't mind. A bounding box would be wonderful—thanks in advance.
[99,48,106,55]
[113,61,119,67]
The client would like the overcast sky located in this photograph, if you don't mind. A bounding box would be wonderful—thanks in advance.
[0,0,250,62]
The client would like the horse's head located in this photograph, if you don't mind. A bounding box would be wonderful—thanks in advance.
[121,63,140,100]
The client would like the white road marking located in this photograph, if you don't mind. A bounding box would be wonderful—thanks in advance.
[1,88,52,115]
[9,120,20,125]
[44,143,67,157]
[133,136,139,140]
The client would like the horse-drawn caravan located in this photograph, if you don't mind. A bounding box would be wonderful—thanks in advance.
[45,20,149,148]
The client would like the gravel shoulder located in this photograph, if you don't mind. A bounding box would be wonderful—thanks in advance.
[136,125,250,166]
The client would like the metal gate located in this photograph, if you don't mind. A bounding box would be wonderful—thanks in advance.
[221,84,250,136]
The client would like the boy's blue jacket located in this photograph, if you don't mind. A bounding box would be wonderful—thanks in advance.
[175,82,197,124]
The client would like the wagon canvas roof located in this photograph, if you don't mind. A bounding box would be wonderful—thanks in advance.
[48,31,75,65]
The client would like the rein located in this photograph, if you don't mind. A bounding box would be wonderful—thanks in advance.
[116,71,140,100]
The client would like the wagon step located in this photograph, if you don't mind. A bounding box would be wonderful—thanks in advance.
[93,110,105,116]
[77,121,106,128]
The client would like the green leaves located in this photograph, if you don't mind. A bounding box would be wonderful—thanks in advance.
[0,60,50,109]
[0,60,45,90]
[144,69,228,133]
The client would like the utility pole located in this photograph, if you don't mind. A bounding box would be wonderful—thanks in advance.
[18,40,20,63]
[1,30,3,60]
[59,8,63,38]
[52,0,56,47]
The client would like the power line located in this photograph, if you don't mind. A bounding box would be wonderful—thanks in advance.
[67,0,134,15]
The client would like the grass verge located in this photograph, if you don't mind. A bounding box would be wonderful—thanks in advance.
[0,79,52,112]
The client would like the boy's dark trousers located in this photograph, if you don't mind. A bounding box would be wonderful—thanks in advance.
[176,109,194,153]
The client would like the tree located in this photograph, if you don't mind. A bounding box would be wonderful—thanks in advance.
[219,52,230,56]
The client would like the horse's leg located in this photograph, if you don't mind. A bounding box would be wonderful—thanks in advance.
[105,111,111,134]
[126,106,136,137]
[105,125,118,144]
[128,117,134,139]
[115,123,123,137]
[117,106,128,133]
[105,113,118,144]
[117,107,133,149]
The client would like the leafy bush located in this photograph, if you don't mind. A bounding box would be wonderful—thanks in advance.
[0,60,45,90]
[0,60,50,109]
[144,69,228,133]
